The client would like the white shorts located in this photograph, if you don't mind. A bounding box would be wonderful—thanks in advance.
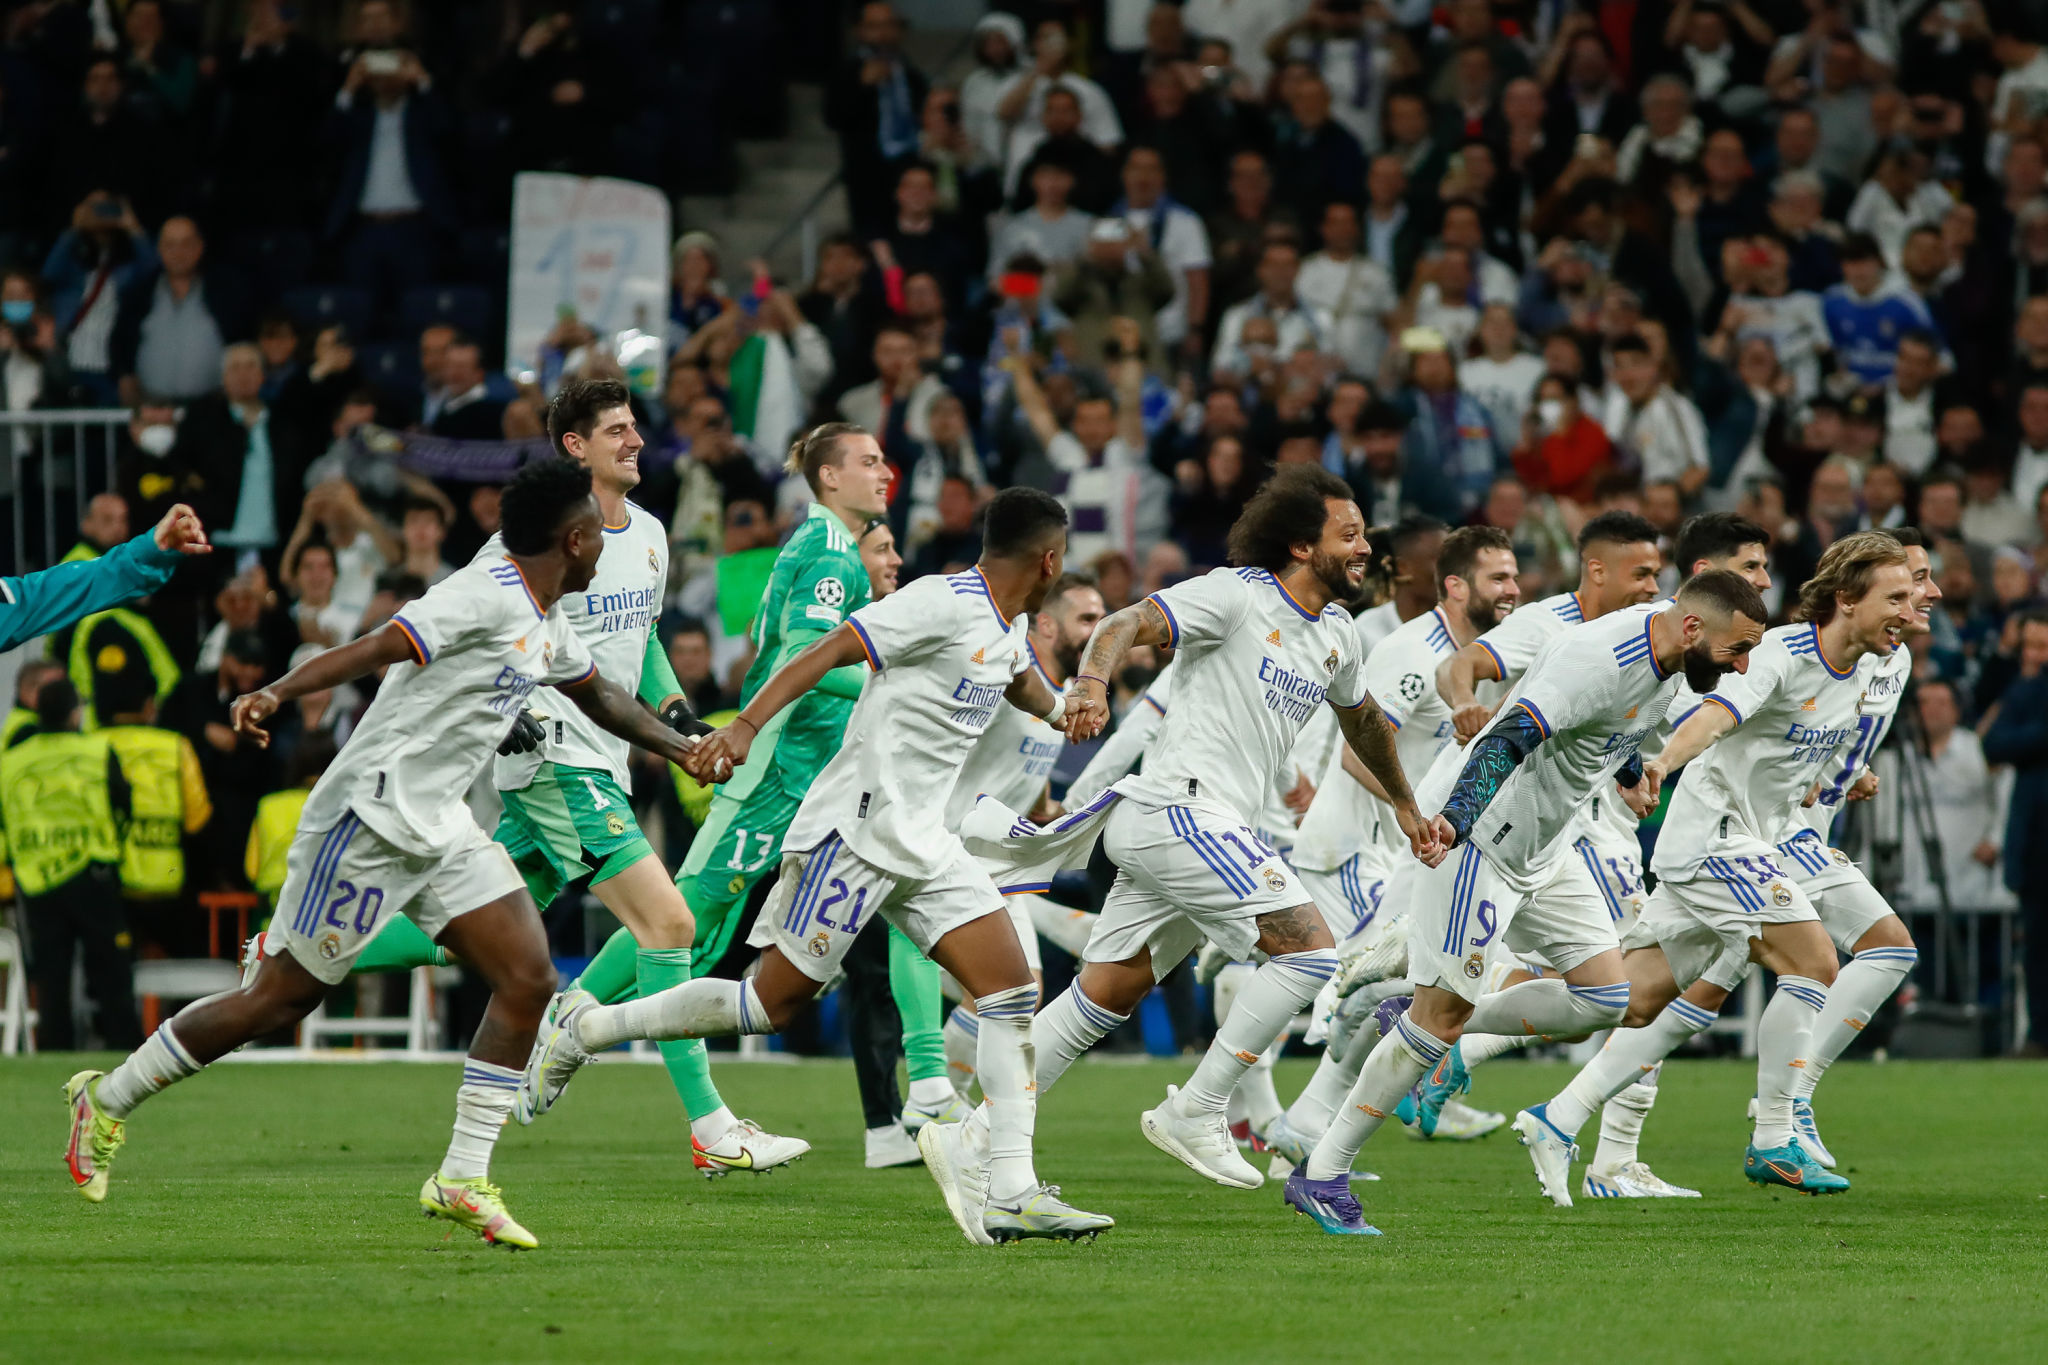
[1777,833,1898,954]
[1294,851,1388,948]
[750,833,1008,984]
[1084,799,1305,968]
[1627,853,1818,992]
[269,809,524,985]
[1405,840,1620,1003]
[1004,893,1042,971]
[1575,834,1647,928]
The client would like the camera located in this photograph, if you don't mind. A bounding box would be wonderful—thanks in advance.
[362,50,403,77]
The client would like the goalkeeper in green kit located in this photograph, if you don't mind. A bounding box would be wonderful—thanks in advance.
[526,422,960,1169]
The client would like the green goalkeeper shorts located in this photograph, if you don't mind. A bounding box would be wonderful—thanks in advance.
[677,767,807,963]
[495,763,654,910]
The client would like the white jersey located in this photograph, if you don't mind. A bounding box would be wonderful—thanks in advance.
[1468,589,1588,687]
[946,641,1065,831]
[1416,603,1680,869]
[1127,567,1369,824]
[1353,599,1403,657]
[788,569,1030,879]
[489,506,667,791]
[303,555,594,858]
[1065,663,1172,805]
[1294,605,1460,871]
[1655,621,1878,877]
[1798,642,1910,839]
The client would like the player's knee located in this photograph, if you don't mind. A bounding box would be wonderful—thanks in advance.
[497,955,559,1018]
[1567,981,1631,1029]
[975,982,1039,1021]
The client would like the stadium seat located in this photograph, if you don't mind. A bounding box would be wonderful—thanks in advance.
[231,228,317,305]
[0,924,35,1055]
[355,339,422,395]
[280,284,373,342]
[452,227,509,288]
[399,285,492,339]
[133,958,242,1036]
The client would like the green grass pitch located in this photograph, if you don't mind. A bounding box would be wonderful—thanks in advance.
[3,1054,2044,1363]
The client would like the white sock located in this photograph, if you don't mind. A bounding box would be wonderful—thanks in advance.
[1235,1037,1287,1132]
[1305,1011,1444,1180]
[1544,997,1716,1138]
[1180,950,1336,1115]
[975,985,1041,1203]
[1032,984,1128,1096]
[1458,1031,1540,1068]
[1464,977,1630,1038]
[95,1024,202,1119]
[908,1076,956,1108]
[944,1005,979,1095]
[1212,960,1253,1024]
[1755,976,1826,1147]
[1797,947,1916,1099]
[576,978,769,1050]
[689,1104,738,1146]
[439,1059,520,1181]
[1591,1061,1659,1172]
[1026,897,1097,957]
[1285,1046,1364,1141]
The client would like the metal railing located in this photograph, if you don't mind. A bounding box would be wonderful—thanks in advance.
[0,409,131,575]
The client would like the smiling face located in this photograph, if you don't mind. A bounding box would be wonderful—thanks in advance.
[1681,609,1766,690]
[1303,497,1371,600]
[1586,538,1663,612]
[566,402,644,495]
[859,522,903,598]
[1452,545,1521,633]
[1841,561,1917,656]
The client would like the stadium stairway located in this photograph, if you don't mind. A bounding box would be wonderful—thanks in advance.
[679,26,972,282]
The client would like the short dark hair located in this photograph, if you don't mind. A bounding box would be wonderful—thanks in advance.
[1676,566,1768,626]
[1674,512,1769,573]
[1357,399,1406,434]
[1897,327,1940,354]
[1227,465,1356,574]
[785,422,868,496]
[373,570,428,601]
[1438,525,1515,589]
[1387,513,1447,559]
[546,378,633,460]
[35,678,80,732]
[982,486,1069,559]
[222,630,269,669]
[1608,334,1651,361]
[290,731,338,787]
[1047,569,1100,606]
[500,457,595,555]
[1578,510,1659,555]
[1839,231,1884,263]
[1891,525,1926,549]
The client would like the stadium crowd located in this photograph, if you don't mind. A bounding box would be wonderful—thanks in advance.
[2,0,2046,1056]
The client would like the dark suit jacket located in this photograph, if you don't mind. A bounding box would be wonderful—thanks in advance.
[109,266,255,383]
[1272,119,1368,231]
[172,394,307,547]
[322,90,457,238]
[1984,674,2048,895]
[824,55,930,171]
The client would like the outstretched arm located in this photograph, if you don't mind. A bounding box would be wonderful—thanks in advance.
[1656,695,1739,775]
[230,621,416,745]
[684,623,870,779]
[559,671,698,767]
[1335,697,1450,866]
[0,505,209,653]
[1437,705,1546,844]
[1064,598,1172,741]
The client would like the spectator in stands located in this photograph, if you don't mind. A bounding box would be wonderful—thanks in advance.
[1514,370,1614,504]
[111,217,251,405]
[1296,200,1397,379]
[1052,220,1176,371]
[883,164,976,309]
[997,20,1124,174]
[666,617,729,718]
[172,344,296,569]
[502,7,609,176]
[669,232,728,345]
[1392,331,1499,517]
[117,393,204,530]
[286,542,358,648]
[427,336,505,439]
[908,474,985,578]
[41,193,154,404]
[46,57,166,235]
[166,627,278,893]
[1007,85,1120,215]
[918,85,1001,242]
[279,479,398,630]
[2012,382,2048,516]
[1361,153,1423,288]
[1984,608,2048,1055]
[904,391,989,551]
[328,35,454,334]
[989,159,1093,286]
[1271,70,1367,233]
[1213,239,1329,383]
[208,0,331,232]
[962,11,1026,167]
[1,271,74,414]
[1171,431,1259,569]
[1109,145,1211,366]
[798,233,883,403]
[397,498,455,586]
[839,323,943,452]
[826,2,929,237]
[1005,338,1162,564]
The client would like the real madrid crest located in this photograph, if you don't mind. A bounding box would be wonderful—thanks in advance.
[1463,953,1485,979]
[807,931,831,958]
[1771,883,1794,908]
[1263,867,1287,893]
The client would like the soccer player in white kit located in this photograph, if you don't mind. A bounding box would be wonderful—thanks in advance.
[1417,512,1776,1196]
[964,467,1451,1195]
[1284,570,1768,1233]
[524,487,1112,1244]
[1515,532,1917,1203]
[1264,526,1522,1161]
[939,570,1106,1094]
[61,460,707,1247]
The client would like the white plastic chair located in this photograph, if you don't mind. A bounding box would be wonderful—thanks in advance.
[298,966,439,1055]
[0,925,36,1055]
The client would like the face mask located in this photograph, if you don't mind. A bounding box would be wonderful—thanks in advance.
[136,423,176,457]
[0,300,31,326]
[1537,399,1566,430]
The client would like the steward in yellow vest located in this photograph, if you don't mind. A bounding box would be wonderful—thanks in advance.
[0,681,140,1049]
[94,669,211,901]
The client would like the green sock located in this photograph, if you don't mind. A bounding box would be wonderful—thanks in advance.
[636,946,727,1124]
[352,916,447,972]
[574,926,641,1003]
[888,923,949,1083]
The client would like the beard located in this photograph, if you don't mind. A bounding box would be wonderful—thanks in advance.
[1682,645,1731,694]
[1310,548,1358,602]
[1463,592,1511,635]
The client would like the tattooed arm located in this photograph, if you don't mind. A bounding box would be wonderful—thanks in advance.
[1437,706,1547,844]
[1335,696,1451,866]
[1063,598,1173,742]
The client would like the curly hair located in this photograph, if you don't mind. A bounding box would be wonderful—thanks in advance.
[500,457,595,555]
[1790,530,1908,625]
[1226,465,1355,574]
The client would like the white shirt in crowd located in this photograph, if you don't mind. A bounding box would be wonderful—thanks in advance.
[1294,250,1396,378]
[1845,179,1955,270]
[1212,294,1331,378]
[1120,201,1212,346]
[1601,385,1709,487]
[1181,0,1310,90]
[1460,352,1547,446]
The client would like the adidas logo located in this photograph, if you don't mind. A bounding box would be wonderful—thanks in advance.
[513,636,528,653]
[1623,705,1637,719]
[1266,629,1282,645]
[970,647,985,664]
[1801,697,1817,712]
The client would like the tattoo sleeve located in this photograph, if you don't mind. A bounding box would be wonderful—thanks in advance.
[1075,599,1170,684]
[1439,707,1547,842]
[1335,696,1415,807]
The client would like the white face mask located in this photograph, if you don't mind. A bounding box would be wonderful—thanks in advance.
[1537,398,1566,430]
[135,423,176,457]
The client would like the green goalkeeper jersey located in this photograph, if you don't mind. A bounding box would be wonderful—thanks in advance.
[737,500,873,781]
